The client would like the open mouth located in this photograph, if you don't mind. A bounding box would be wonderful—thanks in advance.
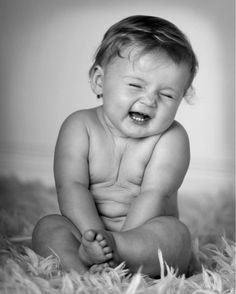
[129,111,151,124]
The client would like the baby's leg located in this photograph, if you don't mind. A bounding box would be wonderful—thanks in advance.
[91,216,192,277]
[32,214,112,273]
[32,214,87,273]
[118,216,191,277]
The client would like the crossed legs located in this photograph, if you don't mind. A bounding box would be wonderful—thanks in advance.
[32,214,191,277]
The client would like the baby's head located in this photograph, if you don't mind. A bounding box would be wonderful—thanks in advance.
[89,15,198,138]
[89,15,198,97]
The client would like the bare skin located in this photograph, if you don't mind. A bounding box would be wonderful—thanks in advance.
[32,49,193,277]
[78,230,113,266]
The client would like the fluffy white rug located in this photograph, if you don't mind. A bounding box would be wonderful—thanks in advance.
[0,177,235,293]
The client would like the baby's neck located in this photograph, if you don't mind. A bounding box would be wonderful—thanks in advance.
[96,107,129,140]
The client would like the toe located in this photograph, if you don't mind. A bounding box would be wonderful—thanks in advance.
[95,233,104,242]
[89,264,98,274]
[103,246,112,254]
[99,239,107,247]
[105,252,113,259]
[103,262,109,267]
[84,229,96,241]
[109,260,116,267]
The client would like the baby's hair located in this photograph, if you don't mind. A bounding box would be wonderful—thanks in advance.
[89,15,198,97]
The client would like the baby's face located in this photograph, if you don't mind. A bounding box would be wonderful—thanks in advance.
[100,48,190,138]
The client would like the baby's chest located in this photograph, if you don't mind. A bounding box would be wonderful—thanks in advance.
[88,136,159,186]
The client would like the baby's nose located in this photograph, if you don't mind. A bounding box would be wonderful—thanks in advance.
[140,94,157,108]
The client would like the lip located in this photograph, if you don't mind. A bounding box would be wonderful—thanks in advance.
[128,111,151,124]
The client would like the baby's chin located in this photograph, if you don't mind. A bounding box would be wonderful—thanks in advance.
[121,128,164,139]
[123,118,171,138]
[104,116,166,138]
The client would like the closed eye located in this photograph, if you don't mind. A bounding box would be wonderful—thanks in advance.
[160,93,174,99]
[129,83,142,89]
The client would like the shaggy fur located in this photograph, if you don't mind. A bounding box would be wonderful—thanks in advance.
[0,177,235,293]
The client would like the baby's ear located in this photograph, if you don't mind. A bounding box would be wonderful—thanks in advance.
[90,66,104,96]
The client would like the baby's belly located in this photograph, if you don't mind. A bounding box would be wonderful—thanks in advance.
[90,182,179,231]
[101,215,126,231]
[97,201,129,231]
[96,200,129,217]
[91,182,139,231]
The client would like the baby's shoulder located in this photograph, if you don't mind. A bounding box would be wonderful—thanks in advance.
[61,107,99,129]
[163,120,188,137]
[159,120,189,147]
[57,108,101,143]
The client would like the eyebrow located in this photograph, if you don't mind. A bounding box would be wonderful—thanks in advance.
[123,76,145,82]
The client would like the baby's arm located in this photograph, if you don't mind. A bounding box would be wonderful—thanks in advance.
[54,111,105,234]
[122,121,190,231]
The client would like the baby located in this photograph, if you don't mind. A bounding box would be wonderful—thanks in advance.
[32,15,198,278]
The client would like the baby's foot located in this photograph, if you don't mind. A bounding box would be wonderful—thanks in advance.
[78,229,113,266]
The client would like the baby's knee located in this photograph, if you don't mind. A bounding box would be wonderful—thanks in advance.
[32,214,64,242]
[158,217,192,264]
[174,220,192,271]
[162,216,191,241]
[32,214,76,245]
[32,214,76,257]
[151,216,191,242]
[32,214,81,248]
[177,219,191,244]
